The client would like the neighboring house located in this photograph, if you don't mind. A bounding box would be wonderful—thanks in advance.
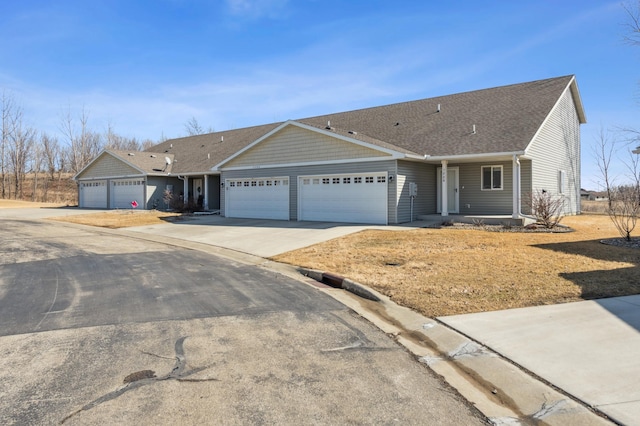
[74,75,586,225]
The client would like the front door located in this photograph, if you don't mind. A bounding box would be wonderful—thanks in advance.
[193,179,203,206]
[437,167,459,214]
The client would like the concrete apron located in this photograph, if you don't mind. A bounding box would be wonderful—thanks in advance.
[297,268,614,426]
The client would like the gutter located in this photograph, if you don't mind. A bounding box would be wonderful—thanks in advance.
[424,151,526,162]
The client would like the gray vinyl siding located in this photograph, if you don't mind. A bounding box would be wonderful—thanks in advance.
[457,161,514,215]
[221,159,398,223]
[526,87,581,214]
[147,176,182,210]
[397,160,436,222]
[207,175,221,210]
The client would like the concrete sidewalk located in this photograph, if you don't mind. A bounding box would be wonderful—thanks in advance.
[440,296,640,426]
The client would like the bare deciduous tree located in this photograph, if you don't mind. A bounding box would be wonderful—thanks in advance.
[184,116,213,136]
[7,115,35,199]
[623,1,640,45]
[60,106,103,174]
[593,129,640,241]
[1,91,20,199]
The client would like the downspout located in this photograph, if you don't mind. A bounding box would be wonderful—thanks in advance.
[514,155,536,221]
[177,175,187,206]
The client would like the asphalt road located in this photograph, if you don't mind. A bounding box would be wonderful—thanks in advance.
[0,219,486,425]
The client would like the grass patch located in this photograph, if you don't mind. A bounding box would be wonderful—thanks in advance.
[272,215,640,317]
[51,210,182,228]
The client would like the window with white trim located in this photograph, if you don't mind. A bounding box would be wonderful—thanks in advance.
[481,166,503,190]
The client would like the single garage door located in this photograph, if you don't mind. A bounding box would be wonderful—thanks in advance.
[79,180,107,208]
[225,177,289,220]
[298,172,388,224]
[111,179,145,209]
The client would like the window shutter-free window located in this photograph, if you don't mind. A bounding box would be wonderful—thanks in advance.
[481,166,503,190]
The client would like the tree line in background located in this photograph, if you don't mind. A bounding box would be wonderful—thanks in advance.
[0,92,158,204]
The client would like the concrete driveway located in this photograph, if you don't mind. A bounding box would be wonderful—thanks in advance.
[440,296,640,426]
[125,214,427,257]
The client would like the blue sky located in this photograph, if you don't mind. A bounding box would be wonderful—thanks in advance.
[0,0,638,189]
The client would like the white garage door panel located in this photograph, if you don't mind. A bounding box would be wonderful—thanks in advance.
[299,173,387,224]
[226,177,289,220]
[112,179,145,209]
[79,181,107,208]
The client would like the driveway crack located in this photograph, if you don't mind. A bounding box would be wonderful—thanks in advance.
[60,336,217,424]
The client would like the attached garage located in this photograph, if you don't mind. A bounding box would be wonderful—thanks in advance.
[225,177,289,220]
[78,180,107,208]
[111,179,145,209]
[298,172,388,224]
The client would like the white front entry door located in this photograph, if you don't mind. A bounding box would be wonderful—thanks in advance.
[193,178,203,205]
[225,177,289,220]
[298,172,388,224]
[437,167,459,214]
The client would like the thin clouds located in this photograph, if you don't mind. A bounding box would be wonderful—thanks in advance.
[225,0,290,19]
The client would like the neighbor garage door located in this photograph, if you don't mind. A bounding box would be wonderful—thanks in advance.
[79,180,107,208]
[298,172,388,224]
[225,177,289,220]
[111,179,145,209]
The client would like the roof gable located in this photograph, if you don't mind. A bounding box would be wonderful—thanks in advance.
[218,121,400,169]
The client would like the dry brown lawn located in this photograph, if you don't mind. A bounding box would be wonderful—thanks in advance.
[50,210,182,228]
[0,199,69,209]
[272,215,640,317]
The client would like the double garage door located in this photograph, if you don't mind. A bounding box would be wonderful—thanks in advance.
[298,172,388,224]
[79,181,107,208]
[225,177,290,220]
[78,179,145,209]
[225,172,388,224]
[111,179,145,209]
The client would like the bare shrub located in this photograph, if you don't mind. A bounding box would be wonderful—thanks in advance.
[607,185,639,241]
[526,190,565,229]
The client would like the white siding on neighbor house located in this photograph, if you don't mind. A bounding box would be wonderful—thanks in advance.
[526,87,581,214]
[396,161,436,222]
[224,125,391,168]
[221,160,398,223]
[77,154,141,179]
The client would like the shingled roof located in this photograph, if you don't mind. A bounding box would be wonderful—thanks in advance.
[146,75,583,172]
[148,122,281,174]
[109,150,175,174]
[298,75,583,157]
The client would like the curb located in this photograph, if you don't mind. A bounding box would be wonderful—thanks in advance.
[299,268,614,426]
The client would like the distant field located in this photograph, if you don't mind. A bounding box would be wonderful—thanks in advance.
[581,200,608,214]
